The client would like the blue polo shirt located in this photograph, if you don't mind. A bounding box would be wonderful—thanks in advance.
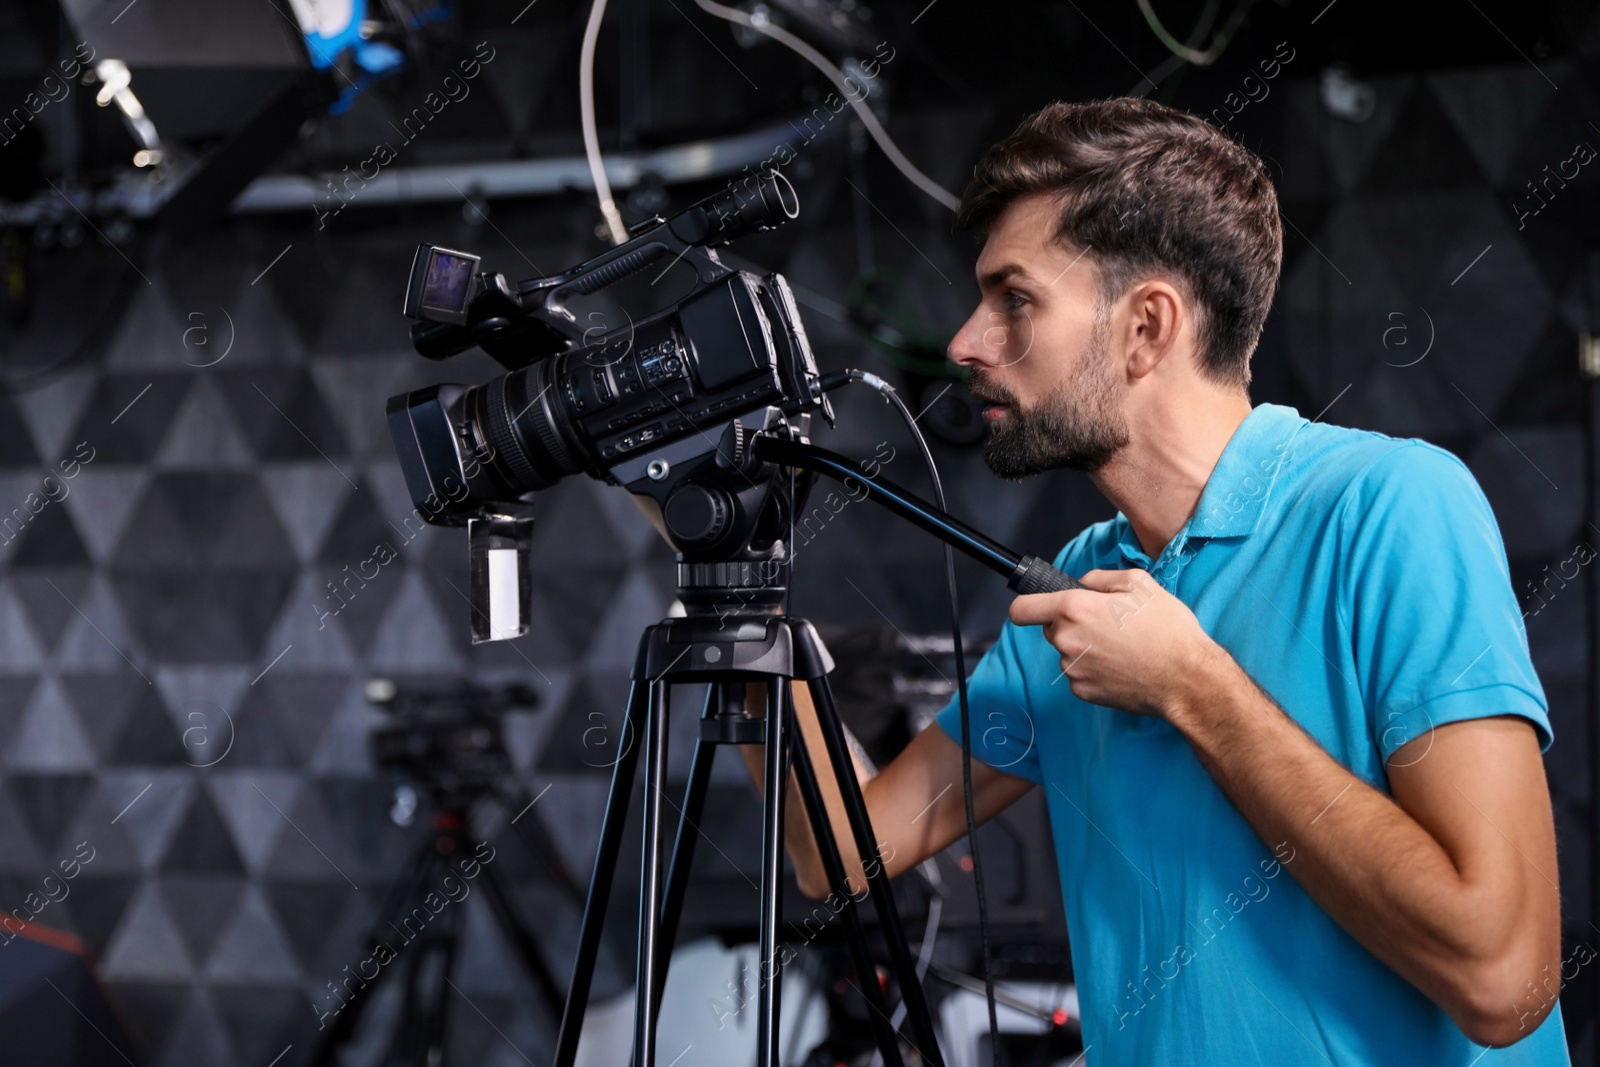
[936,402,1568,1066]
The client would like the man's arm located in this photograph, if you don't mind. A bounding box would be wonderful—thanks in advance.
[740,680,1035,900]
[1174,655,1560,1048]
[1013,569,1562,1049]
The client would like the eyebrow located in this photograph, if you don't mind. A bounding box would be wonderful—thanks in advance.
[978,263,1034,289]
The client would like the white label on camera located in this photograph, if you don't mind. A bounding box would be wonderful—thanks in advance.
[488,548,521,637]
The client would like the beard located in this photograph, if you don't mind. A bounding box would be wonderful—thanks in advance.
[969,315,1129,479]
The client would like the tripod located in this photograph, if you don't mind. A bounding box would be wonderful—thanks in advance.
[537,424,1079,1067]
[309,786,576,1066]
[549,598,946,1067]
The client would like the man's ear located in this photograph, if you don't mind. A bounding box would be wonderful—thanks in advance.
[1123,279,1185,380]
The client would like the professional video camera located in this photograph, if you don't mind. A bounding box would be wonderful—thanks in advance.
[393,172,827,496]
[385,170,847,634]
[366,676,540,800]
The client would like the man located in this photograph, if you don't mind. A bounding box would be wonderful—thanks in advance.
[744,97,1571,1064]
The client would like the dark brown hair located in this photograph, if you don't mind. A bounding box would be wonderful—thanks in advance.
[956,97,1283,389]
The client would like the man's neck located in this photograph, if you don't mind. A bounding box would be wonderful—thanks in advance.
[1090,388,1254,560]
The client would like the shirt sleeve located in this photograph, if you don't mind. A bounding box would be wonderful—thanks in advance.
[1337,442,1553,762]
[933,613,1044,785]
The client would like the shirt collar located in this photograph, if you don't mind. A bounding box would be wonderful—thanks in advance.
[1185,402,1306,539]
[1109,403,1305,568]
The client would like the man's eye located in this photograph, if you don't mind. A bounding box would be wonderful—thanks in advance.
[1006,291,1026,311]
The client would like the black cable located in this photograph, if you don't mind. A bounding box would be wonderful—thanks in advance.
[822,368,1003,1067]
[787,458,796,619]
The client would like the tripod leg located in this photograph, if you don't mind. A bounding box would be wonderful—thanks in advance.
[309,833,441,1067]
[475,852,567,1019]
[552,671,650,1067]
[788,733,906,1067]
[633,678,673,1067]
[805,675,946,1067]
[756,676,790,1067]
[389,934,426,1062]
[649,684,721,1029]
[420,900,463,1066]
[379,849,453,1066]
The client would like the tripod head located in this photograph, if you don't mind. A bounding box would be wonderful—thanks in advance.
[612,406,818,622]
[620,397,1088,636]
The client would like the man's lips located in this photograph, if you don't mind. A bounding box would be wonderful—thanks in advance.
[968,369,1015,422]
[970,392,1013,420]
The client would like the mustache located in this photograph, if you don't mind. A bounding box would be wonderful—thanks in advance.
[967,368,1015,407]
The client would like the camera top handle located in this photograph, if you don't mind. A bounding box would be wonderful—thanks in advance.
[409,171,800,369]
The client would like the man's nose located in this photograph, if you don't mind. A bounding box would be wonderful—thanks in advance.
[948,306,994,369]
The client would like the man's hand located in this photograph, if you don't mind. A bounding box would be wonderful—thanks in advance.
[1008,567,1221,718]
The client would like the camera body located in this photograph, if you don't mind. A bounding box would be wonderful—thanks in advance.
[388,266,817,510]
[385,173,829,638]
[386,172,829,542]
[367,677,539,798]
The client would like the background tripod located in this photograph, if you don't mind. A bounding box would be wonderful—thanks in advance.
[309,680,581,1067]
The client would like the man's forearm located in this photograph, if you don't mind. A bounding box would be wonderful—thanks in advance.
[739,681,875,899]
[1166,644,1553,1043]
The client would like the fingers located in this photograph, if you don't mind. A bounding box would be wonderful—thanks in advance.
[1074,567,1142,593]
[1011,568,1146,625]
[1009,591,1067,627]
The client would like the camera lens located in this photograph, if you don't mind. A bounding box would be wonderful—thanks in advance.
[469,359,591,493]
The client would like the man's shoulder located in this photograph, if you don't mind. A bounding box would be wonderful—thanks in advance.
[1275,426,1499,580]
[1045,423,1480,571]
[1286,420,1476,512]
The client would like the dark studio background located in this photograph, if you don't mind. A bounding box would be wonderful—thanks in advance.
[1,0,1600,1064]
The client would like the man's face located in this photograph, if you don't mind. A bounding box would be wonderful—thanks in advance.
[948,192,1130,479]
